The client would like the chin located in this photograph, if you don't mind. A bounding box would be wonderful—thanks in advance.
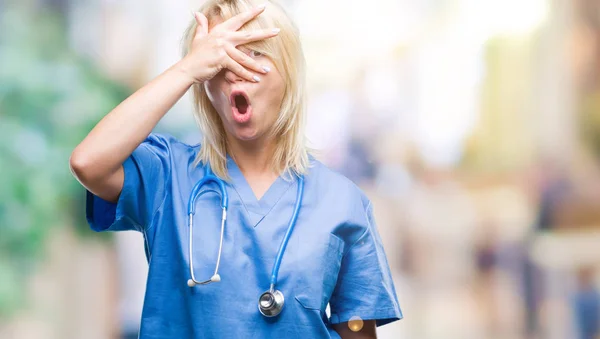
[230,125,261,142]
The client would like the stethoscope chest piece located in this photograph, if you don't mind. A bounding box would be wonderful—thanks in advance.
[258,289,284,317]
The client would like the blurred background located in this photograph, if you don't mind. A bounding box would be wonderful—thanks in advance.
[2,0,600,338]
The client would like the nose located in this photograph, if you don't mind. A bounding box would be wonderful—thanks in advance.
[224,69,246,84]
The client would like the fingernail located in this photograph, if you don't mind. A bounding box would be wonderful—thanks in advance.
[258,3,267,10]
[272,28,280,33]
[262,66,270,73]
[190,10,196,17]
[253,75,261,82]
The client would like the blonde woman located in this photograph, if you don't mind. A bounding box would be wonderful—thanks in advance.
[70,1,402,338]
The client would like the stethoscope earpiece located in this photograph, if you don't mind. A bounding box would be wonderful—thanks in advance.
[187,273,220,288]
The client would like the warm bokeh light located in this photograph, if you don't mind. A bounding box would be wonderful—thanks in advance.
[348,316,364,332]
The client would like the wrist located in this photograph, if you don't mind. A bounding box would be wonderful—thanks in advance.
[173,57,197,86]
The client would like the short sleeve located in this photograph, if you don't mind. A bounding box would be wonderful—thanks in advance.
[85,133,172,233]
[329,202,403,327]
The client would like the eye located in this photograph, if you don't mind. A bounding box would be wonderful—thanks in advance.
[249,50,263,58]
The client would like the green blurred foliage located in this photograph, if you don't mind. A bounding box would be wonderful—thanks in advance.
[0,5,130,317]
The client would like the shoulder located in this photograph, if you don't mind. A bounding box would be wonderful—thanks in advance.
[306,158,371,211]
[131,133,202,176]
[305,159,376,250]
[142,132,199,150]
[139,133,200,158]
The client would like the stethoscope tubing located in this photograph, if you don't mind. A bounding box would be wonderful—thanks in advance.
[186,163,303,317]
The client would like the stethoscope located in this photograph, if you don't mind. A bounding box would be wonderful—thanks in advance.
[186,164,304,318]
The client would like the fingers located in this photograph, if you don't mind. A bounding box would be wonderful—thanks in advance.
[229,28,280,45]
[225,44,269,74]
[223,55,261,83]
[193,11,208,37]
[218,4,266,32]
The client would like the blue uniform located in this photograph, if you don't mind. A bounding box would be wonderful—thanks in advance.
[86,133,402,338]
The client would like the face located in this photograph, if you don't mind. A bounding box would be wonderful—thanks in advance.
[204,46,285,143]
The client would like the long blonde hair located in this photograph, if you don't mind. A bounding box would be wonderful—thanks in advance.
[181,0,310,180]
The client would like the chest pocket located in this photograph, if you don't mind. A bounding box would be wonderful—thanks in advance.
[294,233,345,311]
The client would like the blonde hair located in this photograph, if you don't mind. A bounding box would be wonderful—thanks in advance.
[181,0,310,180]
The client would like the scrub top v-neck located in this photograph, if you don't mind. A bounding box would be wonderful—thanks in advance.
[225,156,294,228]
[85,133,403,339]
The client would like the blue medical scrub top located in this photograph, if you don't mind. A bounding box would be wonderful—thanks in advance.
[86,134,402,338]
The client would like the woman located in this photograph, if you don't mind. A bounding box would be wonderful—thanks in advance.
[70,1,402,338]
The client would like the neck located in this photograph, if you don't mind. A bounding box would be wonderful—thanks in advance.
[226,134,277,176]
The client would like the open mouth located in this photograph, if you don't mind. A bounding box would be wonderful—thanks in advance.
[234,93,249,113]
[230,91,252,123]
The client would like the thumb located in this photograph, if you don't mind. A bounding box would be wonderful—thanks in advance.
[192,11,209,37]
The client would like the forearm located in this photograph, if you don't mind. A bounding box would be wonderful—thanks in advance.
[338,332,377,339]
[71,61,194,179]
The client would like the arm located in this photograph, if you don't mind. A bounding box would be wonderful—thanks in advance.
[69,63,195,203]
[329,202,403,333]
[69,5,277,203]
[333,320,377,339]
